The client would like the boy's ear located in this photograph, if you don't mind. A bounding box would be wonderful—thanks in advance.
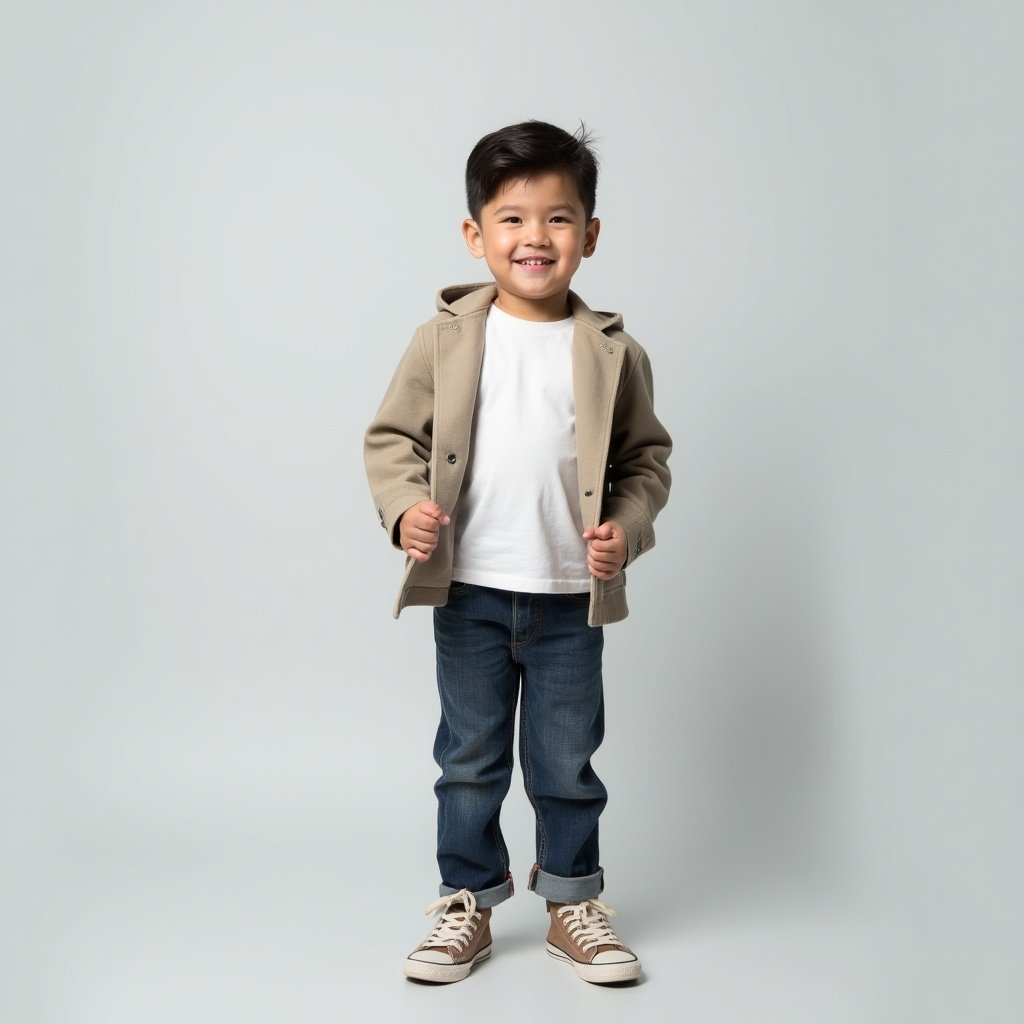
[583,217,601,258]
[462,218,485,259]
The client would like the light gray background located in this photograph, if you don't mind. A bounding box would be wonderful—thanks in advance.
[2,2,1021,1021]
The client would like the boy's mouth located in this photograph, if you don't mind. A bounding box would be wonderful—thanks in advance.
[514,258,554,266]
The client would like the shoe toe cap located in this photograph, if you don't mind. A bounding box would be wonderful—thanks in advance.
[592,949,638,965]
[407,948,455,965]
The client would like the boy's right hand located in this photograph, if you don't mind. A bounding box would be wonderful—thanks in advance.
[398,500,450,562]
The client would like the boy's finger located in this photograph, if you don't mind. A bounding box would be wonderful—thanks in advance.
[405,535,439,558]
[421,501,451,525]
[407,520,441,541]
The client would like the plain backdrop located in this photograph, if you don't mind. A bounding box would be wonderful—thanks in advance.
[2,2,1021,1021]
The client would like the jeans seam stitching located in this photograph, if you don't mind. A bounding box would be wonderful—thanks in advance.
[519,675,548,866]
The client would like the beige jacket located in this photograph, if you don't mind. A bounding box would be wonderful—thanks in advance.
[364,283,672,626]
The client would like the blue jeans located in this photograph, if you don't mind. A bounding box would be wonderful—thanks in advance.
[432,582,607,908]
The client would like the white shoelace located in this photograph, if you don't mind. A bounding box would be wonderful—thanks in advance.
[556,899,625,952]
[419,889,481,952]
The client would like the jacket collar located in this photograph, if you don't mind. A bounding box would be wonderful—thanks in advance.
[436,282,624,334]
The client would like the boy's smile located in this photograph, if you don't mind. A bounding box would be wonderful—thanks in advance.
[462,172,600,321]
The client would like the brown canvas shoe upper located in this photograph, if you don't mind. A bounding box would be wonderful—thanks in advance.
[547,899,637,966]
[405,889,492,982]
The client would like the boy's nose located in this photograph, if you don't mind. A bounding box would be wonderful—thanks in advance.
[526,223,551,245]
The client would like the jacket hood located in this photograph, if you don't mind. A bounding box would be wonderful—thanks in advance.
[436,283,625,333]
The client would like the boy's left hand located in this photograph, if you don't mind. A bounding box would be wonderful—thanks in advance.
[582,520,627,579]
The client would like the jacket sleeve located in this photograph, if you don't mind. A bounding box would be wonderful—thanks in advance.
[364,324,435,548]
[601,345,672,566]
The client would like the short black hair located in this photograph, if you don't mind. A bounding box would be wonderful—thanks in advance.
[465,120,599,222]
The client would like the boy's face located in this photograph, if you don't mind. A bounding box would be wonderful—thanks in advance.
[462,171,600,321]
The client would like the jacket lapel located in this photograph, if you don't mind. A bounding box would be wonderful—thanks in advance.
[573,324,624,528]
[432,310,486,512]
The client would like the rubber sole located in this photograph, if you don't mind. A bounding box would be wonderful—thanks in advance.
[546,942,641,984]
[404,944,492,983]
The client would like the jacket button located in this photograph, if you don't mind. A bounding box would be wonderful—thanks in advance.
[584,489,593,497]
[446,453,457,464]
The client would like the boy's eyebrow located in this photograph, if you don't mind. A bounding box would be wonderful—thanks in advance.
[491,203,579,215]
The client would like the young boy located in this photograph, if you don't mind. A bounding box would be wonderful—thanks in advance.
[364,121,671,985]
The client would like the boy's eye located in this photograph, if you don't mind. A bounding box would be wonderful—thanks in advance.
[550,216,569,223]
[502,216,522,224]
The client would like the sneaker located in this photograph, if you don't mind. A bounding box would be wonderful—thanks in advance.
[404,889,492,983]
[546,898,641,984]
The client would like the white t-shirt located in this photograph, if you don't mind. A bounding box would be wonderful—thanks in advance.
[451,303,591,593]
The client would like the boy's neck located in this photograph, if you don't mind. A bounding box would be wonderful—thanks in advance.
[493,289,572,322]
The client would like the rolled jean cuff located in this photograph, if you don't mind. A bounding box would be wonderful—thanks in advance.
[439,875,513,909]
[529,866,604,903]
